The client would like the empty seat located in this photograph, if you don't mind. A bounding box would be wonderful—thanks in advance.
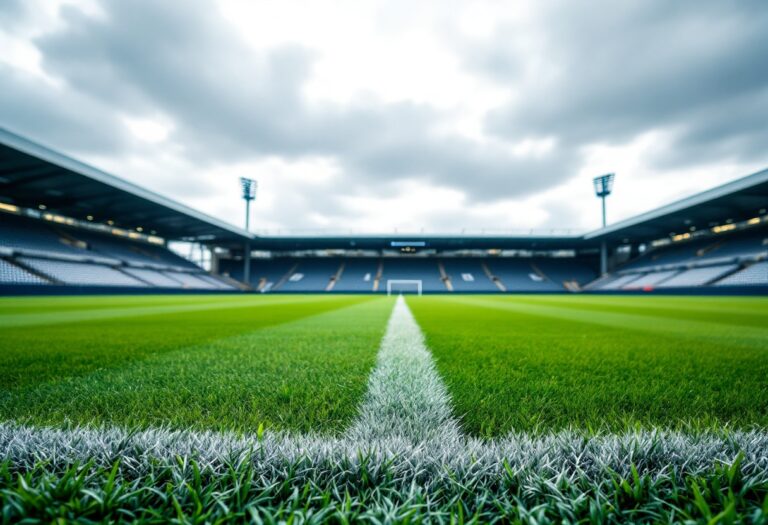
[715,262,768,286]
[657,265,738,287]
[486,259,562,291]
[333,259,378,292]
[163,271,217,289]
[623,270,679,288]
[280,259,340,292]
[122,267,186,287]
[19,257,145,286]
[596,273,645,290]
[0,259,49,284]
[441,259,498,292]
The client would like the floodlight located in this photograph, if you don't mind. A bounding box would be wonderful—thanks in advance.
[593,173,615,198]
[240,177,257,202]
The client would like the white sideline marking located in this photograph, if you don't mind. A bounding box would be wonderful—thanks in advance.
[348,295,461,443]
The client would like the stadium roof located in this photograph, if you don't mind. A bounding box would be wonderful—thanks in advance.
[248,232,587,251]
[584,168,768,243]
[0,127,250,243]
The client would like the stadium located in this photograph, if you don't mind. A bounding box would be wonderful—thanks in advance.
[2,1,768,523]
[2,127,767,296]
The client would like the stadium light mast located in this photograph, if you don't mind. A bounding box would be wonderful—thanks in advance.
[240,177,257,287]
[593,173,615,276]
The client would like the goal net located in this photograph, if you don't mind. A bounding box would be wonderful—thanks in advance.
[386,279,422,296]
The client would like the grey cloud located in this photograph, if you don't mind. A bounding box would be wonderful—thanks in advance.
[3,0,765,221]
[21,0,572,203]
[0,0,26,26]
[480,0,768,169]
[0,64,131,154]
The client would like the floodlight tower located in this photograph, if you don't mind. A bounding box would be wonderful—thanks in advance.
[593,173,615,275]
[240,177,257,287]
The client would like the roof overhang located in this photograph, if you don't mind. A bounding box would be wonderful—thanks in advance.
[0,127,251,243]
[584,168,768,244]
[248,233,591,252]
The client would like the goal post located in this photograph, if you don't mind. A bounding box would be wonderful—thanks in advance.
[386,279,422,296]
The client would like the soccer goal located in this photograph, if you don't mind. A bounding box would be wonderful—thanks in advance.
[386,279,422,295]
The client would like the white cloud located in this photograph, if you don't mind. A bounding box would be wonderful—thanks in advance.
[1,0,766,234]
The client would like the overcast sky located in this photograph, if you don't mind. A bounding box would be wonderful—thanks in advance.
[1,0,767,234]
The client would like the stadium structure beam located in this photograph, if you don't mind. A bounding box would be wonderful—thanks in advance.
[240,178,257,288]
[593,173,615,275]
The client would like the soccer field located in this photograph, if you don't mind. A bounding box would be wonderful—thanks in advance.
[2,294,767,521]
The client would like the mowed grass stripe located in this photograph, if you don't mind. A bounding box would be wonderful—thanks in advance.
[0,295,377,391]
[1,297,393,433]
[449,295,768,345]
[408,295,768,436]
[508,294,768,330]
[0,294,342,328]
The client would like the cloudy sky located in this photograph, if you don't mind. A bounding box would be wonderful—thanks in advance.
[1,0,767,234]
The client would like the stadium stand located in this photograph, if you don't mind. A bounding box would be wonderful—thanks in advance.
[19,257,146,287]
[221,257,297,291]
[2,127,767,295]
[0,212,234,290]
[0,258,49,284]
[622,270,680,289]
[63,226,198,270]
[656,264,739,288]
[441,258,498,292]
[280,258,341,292]
[715,261,768,287]
[332,258,378,292]
[534,258,597,290]
[0,213,84,257]
[486,258,562,292]
[592,226,768,290]
[122,267,185,287]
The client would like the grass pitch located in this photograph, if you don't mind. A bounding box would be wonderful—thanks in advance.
[409,295,768,436]
[0,295,392,432]
[1,293,767,522]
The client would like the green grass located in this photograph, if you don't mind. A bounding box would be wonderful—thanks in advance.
[1,293,767,522]
[0,294,393,433]
[3,444,766,524]
[408,294,768,436]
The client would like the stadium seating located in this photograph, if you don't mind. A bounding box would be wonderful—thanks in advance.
[162,271,220,289]
[0,213,233,290]
[656,265,738,288]
[620,270,679,289]
[122,267,186,287]
[715,261,768,286]
[441,258,498,292]
[595,273,644,290]
[0,213,84,257]
[227,256,601,293]
[593,227,768,290]
[64,227,198,270]
[624,230,767,272]
[280,258,341,292]
[0,258,49,284]
[486,258,562,291]
[332,258,378,292]
[535,258,597,289]
[222,258,298,291]
[18,257,147,287]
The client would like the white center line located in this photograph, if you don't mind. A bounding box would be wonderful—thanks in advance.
[347,295,462,444]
